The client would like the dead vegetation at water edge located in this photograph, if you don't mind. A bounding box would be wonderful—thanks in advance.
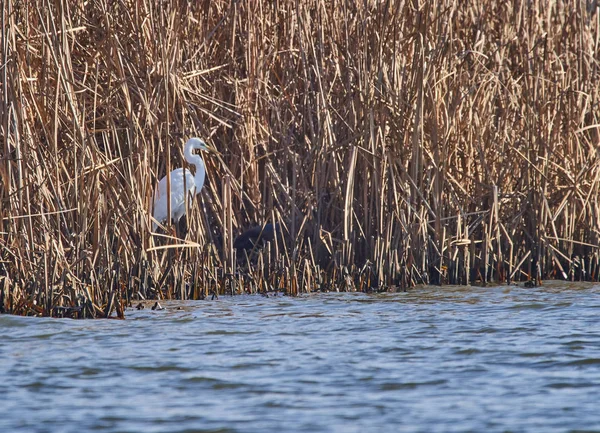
[1,1,600,318]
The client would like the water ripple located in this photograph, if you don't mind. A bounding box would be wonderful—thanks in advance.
[1,285,600,432]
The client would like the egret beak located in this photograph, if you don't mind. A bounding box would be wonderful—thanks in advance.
[203,143,220,155]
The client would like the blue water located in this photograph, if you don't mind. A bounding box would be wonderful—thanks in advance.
[1,283,600,432]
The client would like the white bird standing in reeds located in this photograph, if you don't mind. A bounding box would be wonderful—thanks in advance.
[152,137,215,231]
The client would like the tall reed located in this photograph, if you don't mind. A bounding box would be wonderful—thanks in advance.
[1,0,599,317]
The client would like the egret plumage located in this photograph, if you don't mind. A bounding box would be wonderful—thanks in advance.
[152,137,213,231]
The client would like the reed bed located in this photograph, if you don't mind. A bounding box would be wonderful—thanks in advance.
[1,0,599,317]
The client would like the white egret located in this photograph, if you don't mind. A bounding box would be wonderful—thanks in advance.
[152,137,214,231]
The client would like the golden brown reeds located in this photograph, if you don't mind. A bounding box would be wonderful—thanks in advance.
[1,0,599,317]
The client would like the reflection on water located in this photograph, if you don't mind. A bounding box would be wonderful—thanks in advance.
[1,283,600,433]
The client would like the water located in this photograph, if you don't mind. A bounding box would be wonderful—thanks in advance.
[1,283,600,433]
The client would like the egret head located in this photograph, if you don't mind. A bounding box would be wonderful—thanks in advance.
[185,137,218,155]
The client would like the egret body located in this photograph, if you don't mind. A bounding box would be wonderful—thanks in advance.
[152,137,210,230]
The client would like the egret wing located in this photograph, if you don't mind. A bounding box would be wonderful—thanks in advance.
[153,168,197,225]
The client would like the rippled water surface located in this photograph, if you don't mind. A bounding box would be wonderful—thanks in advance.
[2,283,600,432]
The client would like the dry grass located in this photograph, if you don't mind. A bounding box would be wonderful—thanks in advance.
[1,0,599,317]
